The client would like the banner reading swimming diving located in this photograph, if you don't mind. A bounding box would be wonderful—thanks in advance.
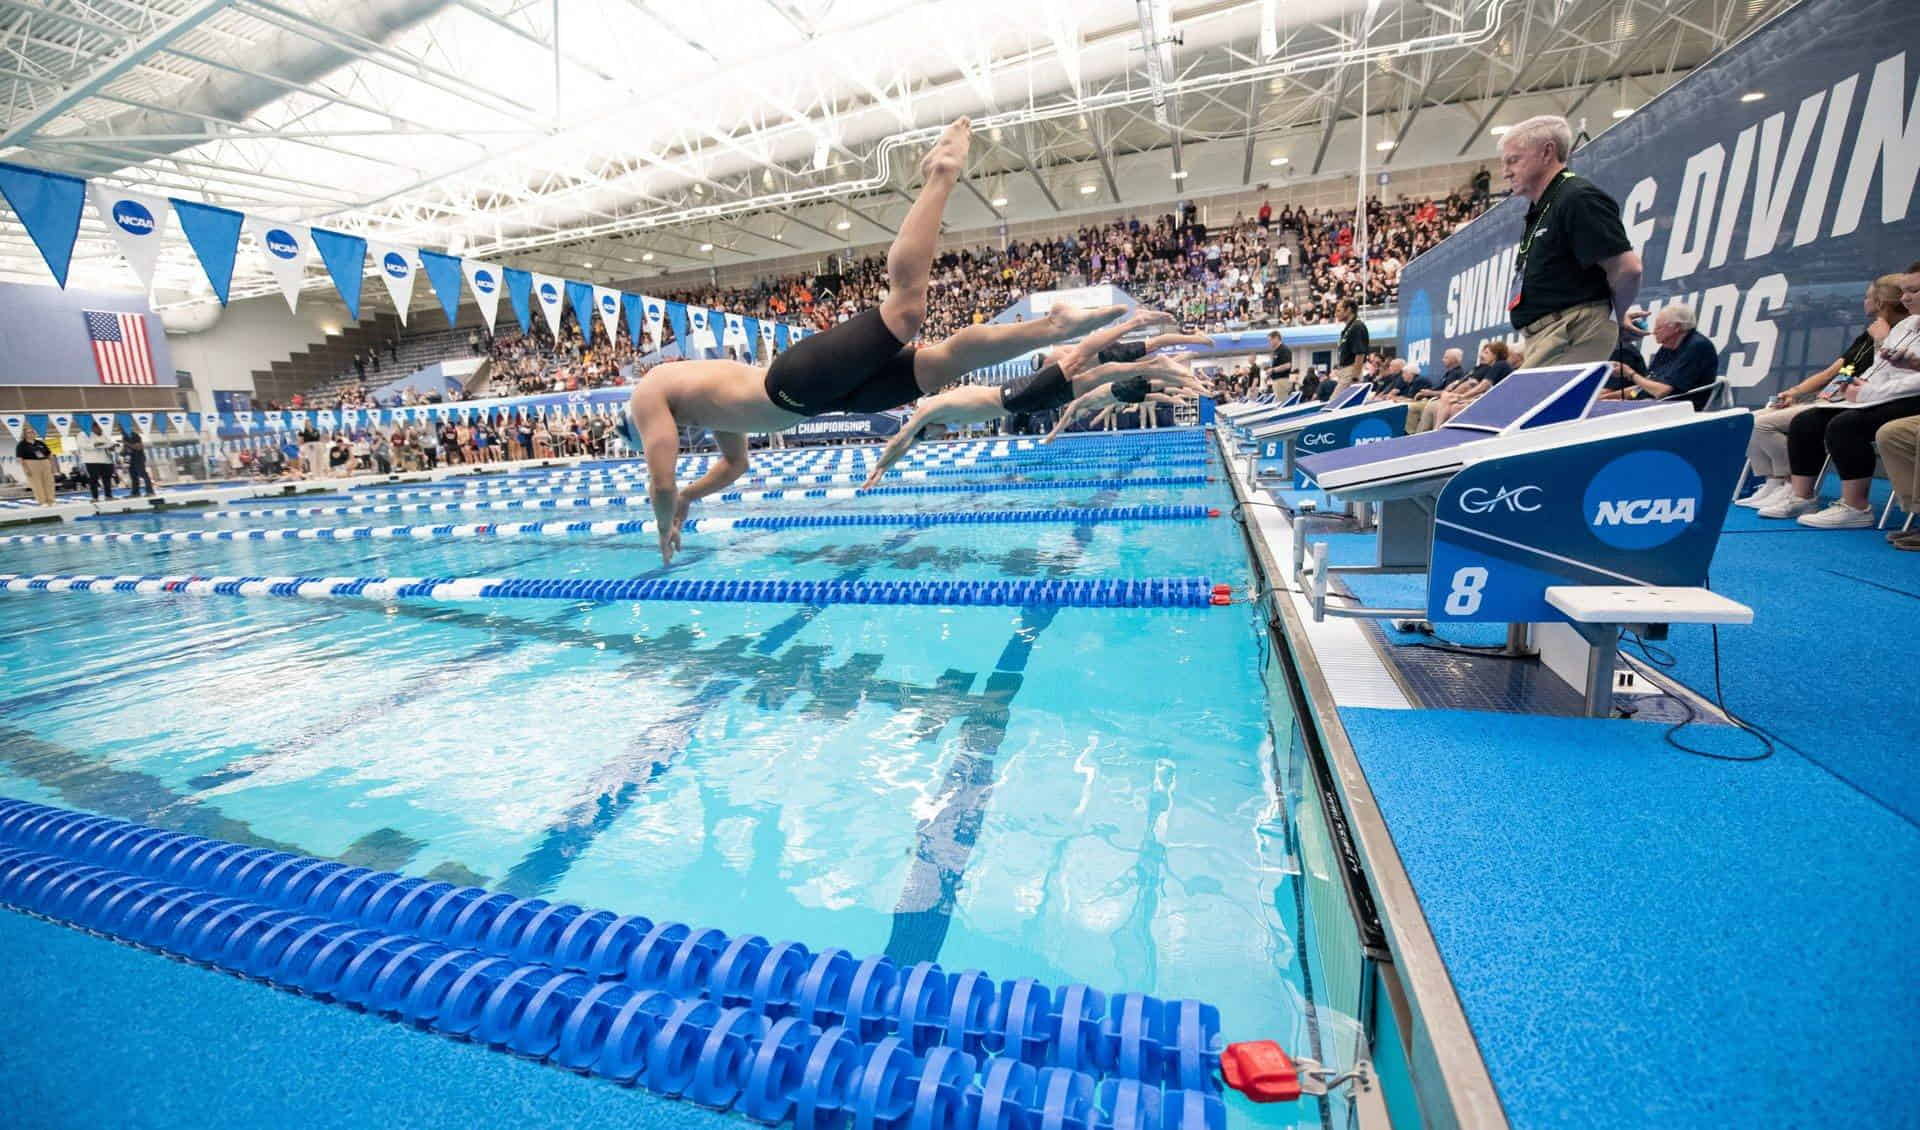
[1426,411,1750,624]
[1393,0,1919,404]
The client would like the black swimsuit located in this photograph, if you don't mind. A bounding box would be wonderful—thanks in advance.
[762,309,925,415]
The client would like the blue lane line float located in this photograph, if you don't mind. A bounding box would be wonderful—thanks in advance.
[0,799,1229,1129]
[0,506,1219,549]
[0,573,1223,609]
[344,462,1215,500]
[200,476,1215,520]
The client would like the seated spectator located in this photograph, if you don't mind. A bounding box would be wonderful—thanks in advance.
[1877,414,1919,549]
[327,437,352,477]
[1408,348,1467,432]
[1738,276,1904,510]
[1762,270,1920,527]
[1608,304,1719,406]
[1428,341,1512,429]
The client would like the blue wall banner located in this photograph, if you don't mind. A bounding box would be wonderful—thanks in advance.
[778,413,903,444]
[1394,0,1919,404]
[0,162,85,288]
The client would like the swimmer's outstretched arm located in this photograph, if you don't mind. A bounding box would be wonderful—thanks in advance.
[858,385,1005,489]
[673,428,750,522]
[1043,386,1199,443]
[1069,354,1211,398]
[1141,331,1213,352]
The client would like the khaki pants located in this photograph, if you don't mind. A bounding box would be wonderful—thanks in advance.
[1878,414,1920,509]
[1268,377,1295,403]
[1521,301,1617,368]
[21,457,55,504]
[1748,402,1818,480]
[1405,398,1440,433]
[1328,362,1365,398]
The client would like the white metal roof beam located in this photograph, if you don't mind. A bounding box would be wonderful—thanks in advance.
[0,0,233,147]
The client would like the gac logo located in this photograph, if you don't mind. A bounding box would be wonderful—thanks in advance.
[1458,485,1544,514]
[1592,497,1696,526]
[1300,431,1340,447]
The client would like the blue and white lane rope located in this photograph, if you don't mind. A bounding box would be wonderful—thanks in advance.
[347,461,1213,499]
[0,798,1230,1129]
[0,573,1224,609]
[198,475,1213,520]
[1,506,1217,548]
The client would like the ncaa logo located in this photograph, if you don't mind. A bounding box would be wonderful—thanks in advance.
[111,199,155,235]
[265,229,299,259]
[473,269,495,293]
[601,295,617,313]
[1401,291,1433,369]
[1583,450,1701,550]
[382,252,408,278]
[1458,484,1543,514]
[539,283,559,302]
[1350,418,1394,446]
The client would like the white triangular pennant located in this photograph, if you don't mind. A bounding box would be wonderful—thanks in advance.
[463,260,504,331]
[687,306,719,356]
[243,217,313,313]
[641,295,665,347]
[50,413,74,435]
[369,242,418,325]
[165,412,187,433]
[759,321,776,352]
[532,274,567,335]
[132,412,153,432]
[88,184,170,292]
[593,285,623,346]
[723,312,749,352]
[0,414,22,436]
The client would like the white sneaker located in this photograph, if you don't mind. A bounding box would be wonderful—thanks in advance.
[1758,495,1822,519]
[1734,480,1787,508]
[1797,501,1874,529]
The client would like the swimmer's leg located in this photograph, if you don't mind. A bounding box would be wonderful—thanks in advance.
[1069,354,1212,398]
[910,303,1130,392]
[859,385,1007,488]
[881,117,972,345]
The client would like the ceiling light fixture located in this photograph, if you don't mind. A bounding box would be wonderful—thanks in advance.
[1170,169,1189,180]
[642,252,654,262]
[991,195,1008,207]
[1374,140,1395,151]
[835,219,851,230]
[1612,107,1633,118]
[700,242,713,251]
[1269,156,1287,166]
[1740,91,1766,102]
[1079,184,1098,195]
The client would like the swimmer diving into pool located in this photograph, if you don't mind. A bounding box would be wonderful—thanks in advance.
[621,117,1153,563]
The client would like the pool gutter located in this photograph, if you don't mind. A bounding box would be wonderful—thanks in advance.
[1212,425,1510,1130]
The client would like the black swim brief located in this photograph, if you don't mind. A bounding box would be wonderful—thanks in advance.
[1096,340,1149,365]
[999,363,1075,414]
[763,309,923,416]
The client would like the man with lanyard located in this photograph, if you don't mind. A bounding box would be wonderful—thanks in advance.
[1267,330,1295,401]
[1330,298,1369,398]
[1500,114,1643,367]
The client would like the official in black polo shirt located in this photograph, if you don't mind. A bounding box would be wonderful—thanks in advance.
[1500,115,1643,366]
[1267,330,1295,400]
[1331,299,1369,397]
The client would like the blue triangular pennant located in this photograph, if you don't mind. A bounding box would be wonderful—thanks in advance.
[418,249,465,327]
[0,162,85,288]
[566,280,596,344]
[504,268,533,334]
[310,228,366,319]
[666,302,689,353]
[742,316,761,361]
[169,199,245,304]
[774,324,790,351]
[622,293,644,348]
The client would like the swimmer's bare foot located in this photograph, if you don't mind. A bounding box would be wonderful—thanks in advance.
[1045,303,1127,338]
[920,117,972,182]
[1131,309,1177,327]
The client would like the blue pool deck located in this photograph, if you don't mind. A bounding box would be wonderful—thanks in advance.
[1239,461,1920,1127]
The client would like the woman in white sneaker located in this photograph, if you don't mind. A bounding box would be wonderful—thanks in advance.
[1738,275,1907,511]
[1763,270,1920,527]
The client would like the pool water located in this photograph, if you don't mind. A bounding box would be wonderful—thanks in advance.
[0,433,1361,1128]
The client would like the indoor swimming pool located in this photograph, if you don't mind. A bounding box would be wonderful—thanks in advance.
[0,430,1366,1129]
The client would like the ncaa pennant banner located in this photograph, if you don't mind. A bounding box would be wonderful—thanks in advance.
[88,184,170,292]
[244,217,313,313]
[758,319,776,356]
[49,412,74,435]
[504,268,533,334]
[723,312,749,355]
[169,199,244,305]
[132,412,153,432]
[593,285,623,345]
[0,414,22,436]
[621,293,645,348]
[0,161,85,287]
[642,295,666,347]
[565,280,596,344]
[418,249,465,327]
[532,274,567,335]
[166,412,188,433]
[464,260,504,331]
[311,228,367,319]
[369,242,418,325]
[687,307,718,356]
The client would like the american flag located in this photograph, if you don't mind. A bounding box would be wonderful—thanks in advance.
[84,310,156,385]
